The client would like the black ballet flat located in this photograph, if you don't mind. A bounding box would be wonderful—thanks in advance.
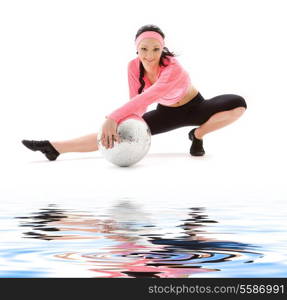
[21,140,60,161]
[188,128,205,156]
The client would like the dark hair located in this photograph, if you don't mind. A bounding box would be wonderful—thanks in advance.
[135,24,177,94]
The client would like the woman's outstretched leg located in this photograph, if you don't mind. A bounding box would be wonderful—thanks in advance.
[22,132,99,161]
[51,133,99,154]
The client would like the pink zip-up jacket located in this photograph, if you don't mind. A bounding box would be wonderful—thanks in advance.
[106,56,192,124]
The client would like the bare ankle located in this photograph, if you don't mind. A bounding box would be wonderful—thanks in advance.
[195,128,203,140]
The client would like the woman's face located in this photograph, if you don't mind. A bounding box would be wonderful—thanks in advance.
[137,38,163,69]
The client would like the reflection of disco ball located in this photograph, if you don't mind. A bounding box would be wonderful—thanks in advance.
[97,115,151,167]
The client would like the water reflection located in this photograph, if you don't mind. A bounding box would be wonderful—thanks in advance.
[15,201,262,278]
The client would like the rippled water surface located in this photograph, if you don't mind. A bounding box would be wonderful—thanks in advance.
[1,189,286,278]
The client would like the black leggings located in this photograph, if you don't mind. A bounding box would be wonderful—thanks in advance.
[142,92,247,135]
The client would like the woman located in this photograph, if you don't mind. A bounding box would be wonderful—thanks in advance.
[22,24,247,160]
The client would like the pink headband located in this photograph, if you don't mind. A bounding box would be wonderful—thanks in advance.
[135,31,165,49]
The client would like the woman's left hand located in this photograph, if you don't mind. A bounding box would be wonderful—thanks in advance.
[100,118,121,149]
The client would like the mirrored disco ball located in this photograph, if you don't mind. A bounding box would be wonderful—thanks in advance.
[97,115,151,167]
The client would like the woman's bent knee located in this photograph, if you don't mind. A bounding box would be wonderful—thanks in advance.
[233,95,247,109]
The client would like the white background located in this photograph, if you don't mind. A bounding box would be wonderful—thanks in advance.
[1,0,286,158]
[0,0,286,278]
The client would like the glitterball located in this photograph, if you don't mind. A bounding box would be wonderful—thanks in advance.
[97,115,151,167]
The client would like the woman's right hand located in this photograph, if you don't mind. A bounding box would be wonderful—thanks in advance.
[100,118,121,149]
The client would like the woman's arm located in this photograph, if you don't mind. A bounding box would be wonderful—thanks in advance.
[106,61,185,123]
[100,61,139,149]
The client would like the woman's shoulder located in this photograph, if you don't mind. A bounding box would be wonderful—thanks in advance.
[164,55,180,64]
[161,56,184,76]
[162,56,184,73]
[128,57,140,71]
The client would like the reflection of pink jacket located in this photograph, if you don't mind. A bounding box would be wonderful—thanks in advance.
[106,56,192,124]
